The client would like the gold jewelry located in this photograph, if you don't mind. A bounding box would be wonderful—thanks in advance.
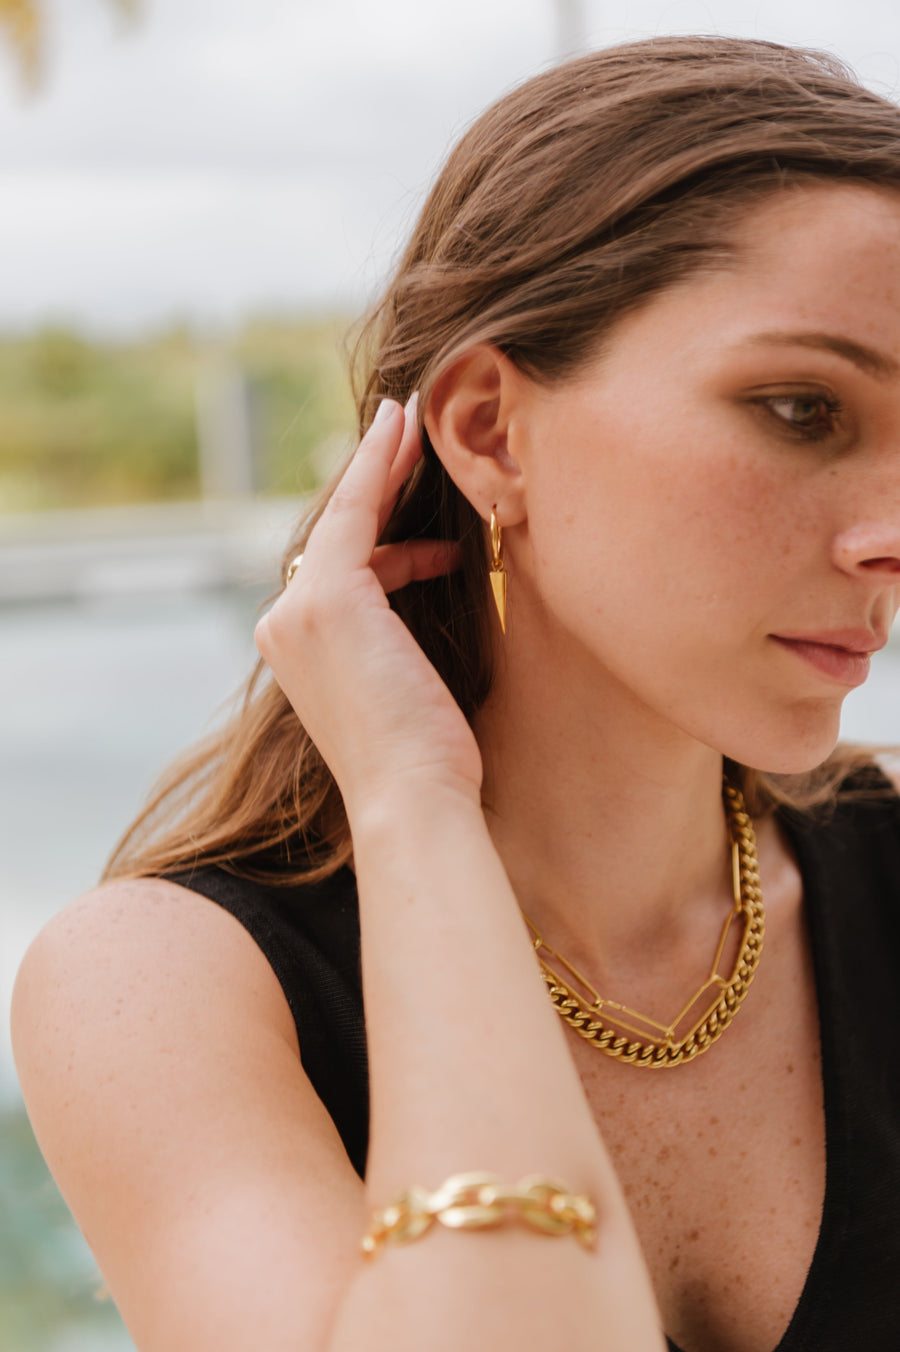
[489,506,507,633]
[526,781,764,1068]
[361,1172,597,1259]
[285,553,304,584]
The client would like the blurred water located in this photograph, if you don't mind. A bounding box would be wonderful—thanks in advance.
[0,589,897,1351]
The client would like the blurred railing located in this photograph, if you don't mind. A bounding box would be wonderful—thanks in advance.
[0,497,306,605]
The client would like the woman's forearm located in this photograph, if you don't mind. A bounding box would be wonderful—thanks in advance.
[355,784,607,1186]
[327,784,665,1352]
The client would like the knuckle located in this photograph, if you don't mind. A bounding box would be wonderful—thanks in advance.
[328,475,361,515]
[328,470,362,516]
[255,597,297,657]
[269,585,330,649]
[293,593,326,641]
[253,612,273,660]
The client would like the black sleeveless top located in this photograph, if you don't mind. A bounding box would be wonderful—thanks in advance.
[170,781,900,1352]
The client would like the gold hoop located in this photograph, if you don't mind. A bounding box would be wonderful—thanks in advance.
[490,508,503,571]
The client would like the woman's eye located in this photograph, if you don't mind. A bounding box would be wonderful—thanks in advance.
[762,394,842,437]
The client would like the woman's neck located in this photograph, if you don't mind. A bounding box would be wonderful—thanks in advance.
[474,629,736,986]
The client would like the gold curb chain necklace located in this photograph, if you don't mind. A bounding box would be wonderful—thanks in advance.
[524,780,765,1068]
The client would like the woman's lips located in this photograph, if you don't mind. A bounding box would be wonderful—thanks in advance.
[771,635,874,687]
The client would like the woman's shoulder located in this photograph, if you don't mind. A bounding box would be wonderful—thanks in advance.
[10,875,367,1348]
[164,858,362,978]
[11,875,304,1065]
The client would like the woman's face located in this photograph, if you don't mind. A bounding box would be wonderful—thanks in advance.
[511,183,900,772]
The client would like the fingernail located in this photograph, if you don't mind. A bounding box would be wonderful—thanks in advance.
[404,391,419,415]
[373,398,396,425]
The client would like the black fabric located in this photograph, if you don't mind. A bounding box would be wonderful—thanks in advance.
[169,779,900,1352]
[168,863,369,1177]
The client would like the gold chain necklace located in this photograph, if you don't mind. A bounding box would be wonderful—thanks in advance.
[525,781,764,1068]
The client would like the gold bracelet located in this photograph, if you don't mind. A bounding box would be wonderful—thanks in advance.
[361,1172,597,1258]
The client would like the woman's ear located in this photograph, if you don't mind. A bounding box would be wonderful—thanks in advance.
[424,345,528,526]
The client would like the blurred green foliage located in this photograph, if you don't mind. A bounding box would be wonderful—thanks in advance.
[0,1102,131,1350]
[0,317,357,512]
[235,317,357,498]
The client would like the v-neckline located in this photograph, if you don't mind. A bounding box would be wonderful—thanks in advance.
[665,807,847,1352]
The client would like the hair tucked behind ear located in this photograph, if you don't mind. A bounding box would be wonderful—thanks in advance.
[105,35,900,885]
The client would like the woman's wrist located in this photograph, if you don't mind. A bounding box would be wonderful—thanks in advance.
[347,774,487,857]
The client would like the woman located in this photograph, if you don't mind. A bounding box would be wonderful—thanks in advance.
[11,34,900,1352]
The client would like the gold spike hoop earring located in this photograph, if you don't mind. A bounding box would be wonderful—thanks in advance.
[489,506,507,634]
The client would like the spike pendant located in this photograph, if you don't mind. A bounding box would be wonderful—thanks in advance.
[490,566,507,633]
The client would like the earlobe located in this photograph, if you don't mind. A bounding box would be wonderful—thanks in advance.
[424,345,527,525]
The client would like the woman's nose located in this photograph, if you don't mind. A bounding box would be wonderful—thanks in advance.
[831,521,900,576]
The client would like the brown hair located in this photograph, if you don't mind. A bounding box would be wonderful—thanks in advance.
[105,35,900,885]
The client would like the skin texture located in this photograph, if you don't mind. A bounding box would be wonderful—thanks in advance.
[11,183,900,1352]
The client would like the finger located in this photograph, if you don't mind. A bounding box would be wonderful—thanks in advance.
[303,399,405,574]
[379,393,423,535]
[370,539,462,594]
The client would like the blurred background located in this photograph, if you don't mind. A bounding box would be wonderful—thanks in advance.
[2,1,899,1347]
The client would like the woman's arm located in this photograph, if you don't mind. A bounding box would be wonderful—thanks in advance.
[11,877,368,1352]
[254,398,665,1351]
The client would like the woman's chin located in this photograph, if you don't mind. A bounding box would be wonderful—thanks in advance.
[724,705,844,776]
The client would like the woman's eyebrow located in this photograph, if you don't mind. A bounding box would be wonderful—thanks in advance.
[739,330,900,380]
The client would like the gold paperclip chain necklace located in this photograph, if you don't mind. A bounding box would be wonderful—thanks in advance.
[525,781,764,1068]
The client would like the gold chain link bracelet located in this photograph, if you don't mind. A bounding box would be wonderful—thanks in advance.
[361,1172,597,1258]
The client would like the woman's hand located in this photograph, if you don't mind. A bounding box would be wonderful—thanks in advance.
[255,397,484,823]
